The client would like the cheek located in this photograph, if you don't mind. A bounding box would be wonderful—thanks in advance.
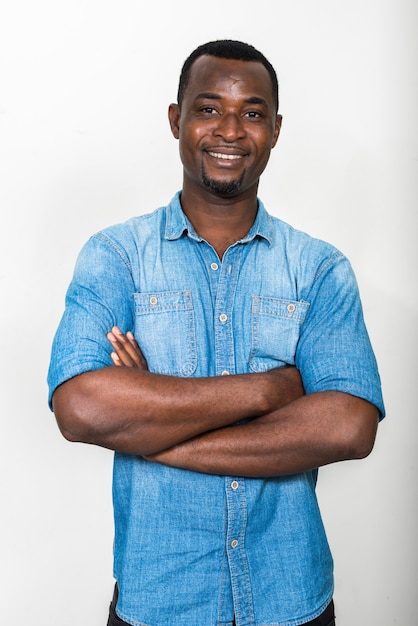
[179,121,208,143]
[179,127,209,165]
[254,131,276,159]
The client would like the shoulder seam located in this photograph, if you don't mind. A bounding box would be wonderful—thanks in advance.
[312,249,344,284]
[93,232,133,273]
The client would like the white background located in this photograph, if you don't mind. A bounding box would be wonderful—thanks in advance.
[1,1,417,624]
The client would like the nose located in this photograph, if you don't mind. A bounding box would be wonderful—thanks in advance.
[214,112,246,142]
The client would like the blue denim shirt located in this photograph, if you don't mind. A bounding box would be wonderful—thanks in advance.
[48,192,384,626]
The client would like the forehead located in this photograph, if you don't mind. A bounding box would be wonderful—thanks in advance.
[185,55,275,106]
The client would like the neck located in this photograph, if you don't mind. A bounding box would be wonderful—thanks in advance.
[180,187,258,259]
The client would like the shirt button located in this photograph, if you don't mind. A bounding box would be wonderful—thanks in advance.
[221,370,230,376]
[231,539,238,549]
[210,262,219,271]
[231,481,239,490]
[150,296,158,305]
[287,303,296,313]
[219,313,228,323]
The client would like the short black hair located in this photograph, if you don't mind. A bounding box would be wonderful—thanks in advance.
[177,40,279,113]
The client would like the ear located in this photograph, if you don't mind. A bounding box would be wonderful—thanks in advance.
[271,114,282,148]
[168,103,180,139]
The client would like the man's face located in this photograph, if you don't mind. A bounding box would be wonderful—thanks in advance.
[169,55,282,199]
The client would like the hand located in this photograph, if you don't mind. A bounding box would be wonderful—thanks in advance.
[263,366,305,412]
[106,326,148,370]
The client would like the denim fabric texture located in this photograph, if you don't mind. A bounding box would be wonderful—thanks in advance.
[48,192,384,626]
[107,586,335,626]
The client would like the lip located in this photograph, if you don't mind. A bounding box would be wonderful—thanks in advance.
[205,147,248,165]
[207,151,243,161]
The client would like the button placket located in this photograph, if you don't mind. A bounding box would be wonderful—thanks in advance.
[213,245,242,377]
[224,475,254,625]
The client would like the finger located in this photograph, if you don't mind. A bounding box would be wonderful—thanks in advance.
[114,328,146,367]
[110,351,123,367]
[107,327,148,369]
[126,331,148,368]
[107,329,138,367]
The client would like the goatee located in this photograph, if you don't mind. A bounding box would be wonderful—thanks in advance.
[202,166,245,197]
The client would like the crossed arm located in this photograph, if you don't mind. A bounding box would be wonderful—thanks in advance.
[52,327,379,477]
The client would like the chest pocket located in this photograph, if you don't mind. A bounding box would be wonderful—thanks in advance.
[133,290,197,377]
[249,296,310,372]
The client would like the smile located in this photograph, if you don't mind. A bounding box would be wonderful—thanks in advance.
[207,151,243,160]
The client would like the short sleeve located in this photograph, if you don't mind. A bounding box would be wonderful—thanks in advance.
[296,251,385,418]
[47,232,136,408]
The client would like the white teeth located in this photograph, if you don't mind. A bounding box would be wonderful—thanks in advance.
[208,151,243,160]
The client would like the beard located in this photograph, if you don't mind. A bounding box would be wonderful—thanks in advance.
[201,163,245,197]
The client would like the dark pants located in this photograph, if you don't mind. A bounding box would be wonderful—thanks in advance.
[107,585,335,626]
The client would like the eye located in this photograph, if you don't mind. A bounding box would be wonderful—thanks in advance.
[244,111,262,119]
[201,106,218,115]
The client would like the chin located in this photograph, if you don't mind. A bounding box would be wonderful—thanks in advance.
[202,171,245,197]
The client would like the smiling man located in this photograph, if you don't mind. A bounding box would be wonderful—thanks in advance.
[48,40,384,626]
[171,53,281,204]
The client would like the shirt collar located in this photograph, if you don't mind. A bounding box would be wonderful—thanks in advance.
[165,190,273,246]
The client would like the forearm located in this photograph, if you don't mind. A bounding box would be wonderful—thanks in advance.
[52,365,303,455]
[146,391,379,477]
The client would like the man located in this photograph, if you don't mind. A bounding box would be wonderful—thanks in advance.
[48,40,384,626]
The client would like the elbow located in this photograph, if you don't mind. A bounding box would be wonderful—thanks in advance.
[55,412,88,444]
[51,371,151,454]
[348,433,376,460]
[341,403,379,461]
[52,401,89,445]
[52,376,102,444]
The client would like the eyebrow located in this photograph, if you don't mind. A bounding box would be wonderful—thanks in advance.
[195,93,268,106]
[195,92,222,101]
[245,96,268,105]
